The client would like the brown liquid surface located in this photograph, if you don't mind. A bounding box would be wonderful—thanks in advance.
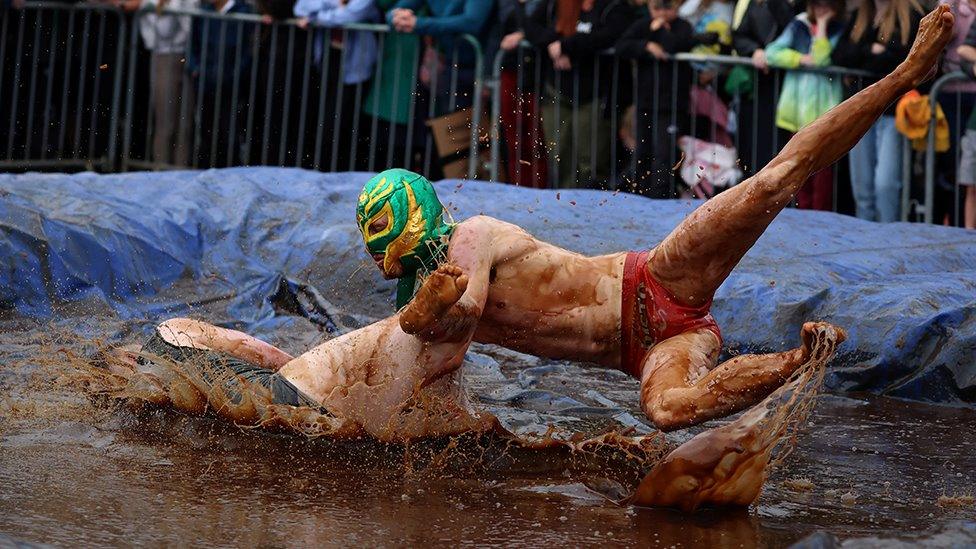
[2,320,975,546]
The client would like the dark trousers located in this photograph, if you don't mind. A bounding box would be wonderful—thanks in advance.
[634,108,688,198]
[737,74,778,175]
[500,69,549,188]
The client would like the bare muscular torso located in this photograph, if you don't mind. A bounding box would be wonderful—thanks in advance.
[446,216,627,368]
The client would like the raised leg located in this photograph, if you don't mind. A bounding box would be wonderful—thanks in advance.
[639,322,847,432]
[646,6,954,307]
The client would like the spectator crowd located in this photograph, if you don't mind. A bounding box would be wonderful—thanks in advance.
[2,0,976,228]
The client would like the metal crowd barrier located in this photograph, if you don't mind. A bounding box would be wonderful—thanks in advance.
[487,45,923,218]
[121,6,484,178]
[2,2,967,226]
[0,2,484,178]
[925,71,971,227]
[0,2,126,171]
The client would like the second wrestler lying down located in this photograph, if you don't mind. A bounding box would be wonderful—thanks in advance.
[115,264,491,441]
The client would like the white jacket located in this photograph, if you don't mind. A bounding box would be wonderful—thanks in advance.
[139,0,196,54]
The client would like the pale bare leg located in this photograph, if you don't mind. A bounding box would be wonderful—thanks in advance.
[639,323,847,431]
[647,6,955,307]
[629,323,843,510]
[276,264,486,440]
[154,318,295,370]
[114,266,489,441]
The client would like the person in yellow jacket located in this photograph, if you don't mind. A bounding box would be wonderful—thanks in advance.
[766,0,845,210]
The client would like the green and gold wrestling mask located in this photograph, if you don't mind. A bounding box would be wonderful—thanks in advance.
[356,168,454,309]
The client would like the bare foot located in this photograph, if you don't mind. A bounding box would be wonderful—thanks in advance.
[901,5,954,87]
[399,264,469,335]
[628,415,770,510]
[630,323,847,511]
[799,321,847,361]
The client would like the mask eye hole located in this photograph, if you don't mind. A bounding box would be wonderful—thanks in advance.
[368,215,390,235]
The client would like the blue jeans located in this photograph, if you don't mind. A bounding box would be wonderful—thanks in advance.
[848,115,903,222]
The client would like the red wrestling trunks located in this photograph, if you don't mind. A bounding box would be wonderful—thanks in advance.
[620,251,723,378]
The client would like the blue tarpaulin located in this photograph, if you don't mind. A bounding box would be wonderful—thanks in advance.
[1,168,974,405]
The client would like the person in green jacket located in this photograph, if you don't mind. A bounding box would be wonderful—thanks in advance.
[362,0,423,170]
[766,0,846,211]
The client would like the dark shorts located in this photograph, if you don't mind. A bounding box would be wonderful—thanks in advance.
[140,330,320,408]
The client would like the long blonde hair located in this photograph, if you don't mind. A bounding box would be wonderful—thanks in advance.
[850,0,924,45]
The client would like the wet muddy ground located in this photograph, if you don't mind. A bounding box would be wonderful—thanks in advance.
[2,319,975,547]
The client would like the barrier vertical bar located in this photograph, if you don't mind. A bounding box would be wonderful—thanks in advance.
[106,8,125,170]
[366,31,384,172]
[553,68,561,186]
[403,38,421,170]
[385,33,404,168]
[750,65,758,173]
[609,55,619,186]
[770,68,780,158]
[40,9,61,161]
[57,9,76,157]
[5,10,26,159]
[514,45,525,184]
[466,35,483,180]
[86,11,107,162]
[590,55,599,188]
[176,11,196,167]
[227,18,246,165]
[669,59,678,195]
[533,49,542,186]
[900,136,911,221]
[71,10,90,159]
[260,23,278,166]
[330,28,347,172]
[143,16,157,166]
[651,58,659,195]
[570,66,579,187]
[313,28,331,170]
[24,9,43,160]
[953,91,961,227]
[193,16,211,168]
[295,24,313,167]
[423,49,440,176]
[243,23,261,164]
[210,19,229,167]
[629,66,636,185]
[349,80,363,169]
[488,49,503,182]
[278,24,296,166]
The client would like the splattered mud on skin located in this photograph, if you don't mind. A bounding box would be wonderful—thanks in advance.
[24,325,840,510]
[4,321,976,546]
[22,331,671,487]
[626,324,840,510]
